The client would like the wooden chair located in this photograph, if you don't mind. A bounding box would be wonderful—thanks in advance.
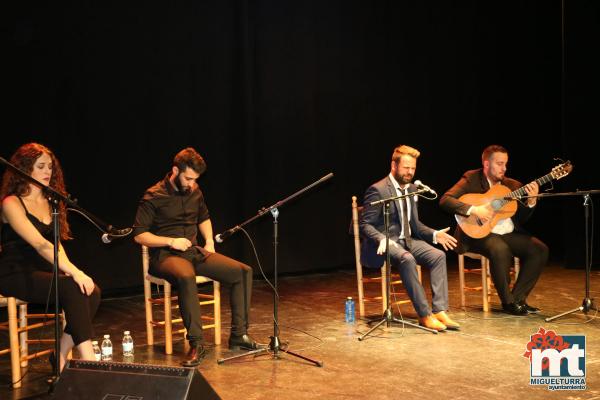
[458,252,520,312]
[351,196,421,318]
[0,294,60,388]
[141,245,221,355]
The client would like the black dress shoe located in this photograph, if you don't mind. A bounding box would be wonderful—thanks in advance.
[502,302,528,316]
[181,344,206,367]
[228,334,261,350]
[522,303,541,314]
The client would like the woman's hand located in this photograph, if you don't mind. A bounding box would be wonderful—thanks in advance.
[72,270,95,296]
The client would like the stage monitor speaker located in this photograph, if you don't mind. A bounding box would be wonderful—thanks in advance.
[51,360,221,399]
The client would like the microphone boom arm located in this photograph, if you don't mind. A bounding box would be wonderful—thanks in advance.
[214,172,334,242]
[0,156,130,238]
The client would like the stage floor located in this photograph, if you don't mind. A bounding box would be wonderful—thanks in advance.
[1,262,599,399]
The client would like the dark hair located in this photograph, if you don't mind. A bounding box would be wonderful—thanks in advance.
[0,143,71,240]
[481,144,508,164]
[173,148,207,175]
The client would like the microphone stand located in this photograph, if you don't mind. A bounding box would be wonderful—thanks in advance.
[0,156,126,391]
[510,190,600,322]
[217,173,332,367]
[358,189,438,341]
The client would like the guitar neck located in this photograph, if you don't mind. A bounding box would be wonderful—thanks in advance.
[504,172,555,200]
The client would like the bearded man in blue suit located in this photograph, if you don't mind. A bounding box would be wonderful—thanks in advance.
[360,145,460,331]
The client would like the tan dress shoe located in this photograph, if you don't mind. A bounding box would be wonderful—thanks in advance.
[433,311,460,330]
[418,315,446,331]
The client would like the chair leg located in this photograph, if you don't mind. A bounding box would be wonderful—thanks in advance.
[352,196,367,319]
[481,257,489,312]
[143,280,154,346]
[355,255,366,319]
[164,283,173,355]
[8,298,22,389]
[356,273,366,319]
[458,255,466,310]
[18,303,28,368]
[213,281,221,345]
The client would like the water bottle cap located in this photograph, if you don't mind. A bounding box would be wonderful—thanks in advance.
[92,340,98,344]
[347,296,352,300]
[103,334,110,338]
[124,331,130,335]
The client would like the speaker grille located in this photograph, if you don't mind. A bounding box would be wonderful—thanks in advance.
[53,360,221,399]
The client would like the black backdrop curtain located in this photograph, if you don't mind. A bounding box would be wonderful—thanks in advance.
[3,1,599,295]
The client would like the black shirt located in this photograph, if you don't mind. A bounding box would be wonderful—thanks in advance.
[0,211,55,277]
[133,173,210,265]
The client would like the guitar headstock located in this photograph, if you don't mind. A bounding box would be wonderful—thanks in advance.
[551,160,573,180]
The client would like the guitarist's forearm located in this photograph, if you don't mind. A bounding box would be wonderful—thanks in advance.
[440,194,471,217]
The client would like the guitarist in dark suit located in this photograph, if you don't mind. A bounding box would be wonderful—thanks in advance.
[439,144,548,315]
[360,145,459,331]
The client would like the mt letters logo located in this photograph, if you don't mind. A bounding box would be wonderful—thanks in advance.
[524,327,586,391]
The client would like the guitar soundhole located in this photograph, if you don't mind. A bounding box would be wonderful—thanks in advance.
[491,199,503,210]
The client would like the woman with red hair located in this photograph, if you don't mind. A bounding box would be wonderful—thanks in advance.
[0,143,101,372]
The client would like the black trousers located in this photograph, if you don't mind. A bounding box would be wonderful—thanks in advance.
[467,232,548,304]
[151,251,253,344]
[0,271,101,346]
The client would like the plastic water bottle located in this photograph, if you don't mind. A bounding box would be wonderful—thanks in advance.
[122,331,134,357]
[345,296,355,323]
[92,340,101,361]
[101,334,113,361]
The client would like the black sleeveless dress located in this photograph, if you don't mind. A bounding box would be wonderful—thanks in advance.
[0,197,101,345]
[0,203,55,278]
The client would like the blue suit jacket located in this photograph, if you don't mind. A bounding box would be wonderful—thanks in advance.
[359,176,435,268]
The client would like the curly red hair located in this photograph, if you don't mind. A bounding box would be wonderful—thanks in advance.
[1,143,72,240]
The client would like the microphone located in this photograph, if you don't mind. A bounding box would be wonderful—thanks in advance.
[101,227,133,244]
[215,226,240,243]
[414,180,437,195]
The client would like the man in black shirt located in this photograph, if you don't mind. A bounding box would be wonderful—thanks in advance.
[133,147,259,367]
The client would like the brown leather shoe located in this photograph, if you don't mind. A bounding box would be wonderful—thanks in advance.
[433,311,460,330]
[418,315,446,331]
[181,343,206,367]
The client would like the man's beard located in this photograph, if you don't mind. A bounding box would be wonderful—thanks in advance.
[393,172,413,185]
[489,172,503,184]
[174,173,192,194]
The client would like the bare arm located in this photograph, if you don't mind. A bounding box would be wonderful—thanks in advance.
[198,219,215,253]
[2,196,95,295]
[133,231,192,252]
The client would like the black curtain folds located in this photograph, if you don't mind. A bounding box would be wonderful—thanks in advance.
[3,1,599,294]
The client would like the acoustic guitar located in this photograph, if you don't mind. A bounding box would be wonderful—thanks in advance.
[456,161,573,238]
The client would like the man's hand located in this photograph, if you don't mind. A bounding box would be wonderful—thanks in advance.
[435,227,457,251]
[376,238,398,255]
[523,182,539,207]
[170,237,192,251]
[471,204,494,223]
[204,241,215,253]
